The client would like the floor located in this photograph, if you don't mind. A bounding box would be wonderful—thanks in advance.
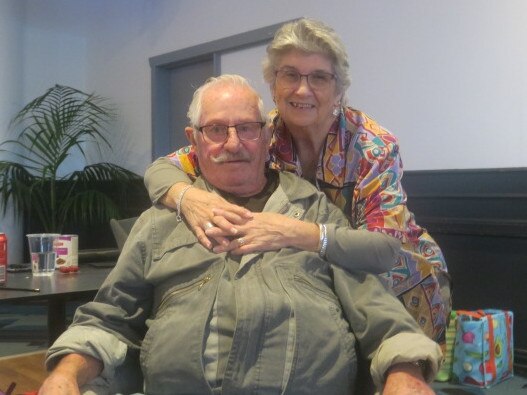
[0,303,48,358]
[433,374,527,394]
[0,350,47,394]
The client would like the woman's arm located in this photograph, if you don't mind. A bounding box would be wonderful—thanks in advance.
[208,211,399,273]
[145,154,398,273]
[144,154,253,249]
[144,156,193,205]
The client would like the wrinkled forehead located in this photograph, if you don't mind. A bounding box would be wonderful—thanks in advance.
[200,86,262,123]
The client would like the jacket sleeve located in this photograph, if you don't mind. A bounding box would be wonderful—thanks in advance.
[325,223,401,273]
[45,212,154,379]
[304,179,401,274]
[331,267,443,389]
[144,148,198,204]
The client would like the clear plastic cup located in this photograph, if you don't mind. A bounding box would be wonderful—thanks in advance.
[26,233,60,276]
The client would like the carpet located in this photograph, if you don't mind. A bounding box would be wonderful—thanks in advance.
[0,302,79,357]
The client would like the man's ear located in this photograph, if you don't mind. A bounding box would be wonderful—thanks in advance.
[262,125,272,145]
[185,127,197,146]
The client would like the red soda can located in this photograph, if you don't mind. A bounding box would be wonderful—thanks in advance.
[0,232,7,285]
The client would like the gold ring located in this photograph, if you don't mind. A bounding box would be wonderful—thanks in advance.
[237,237,246,246]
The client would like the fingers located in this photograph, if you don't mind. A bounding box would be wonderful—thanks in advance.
[206,217,238,236]
[212,207,253,223]
[193,225,213,250]
[213,205,254,219]
[213,236,247,253]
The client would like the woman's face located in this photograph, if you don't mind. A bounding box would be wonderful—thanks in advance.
[272,50,341,132]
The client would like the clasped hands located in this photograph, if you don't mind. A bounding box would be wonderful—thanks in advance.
[176,186,318,254]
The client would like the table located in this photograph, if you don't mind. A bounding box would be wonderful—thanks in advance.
[0,264,113,344]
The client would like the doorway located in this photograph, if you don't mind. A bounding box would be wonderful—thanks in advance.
[149,21,288,159]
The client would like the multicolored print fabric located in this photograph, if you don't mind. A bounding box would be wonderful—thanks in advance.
[269,107,450,345]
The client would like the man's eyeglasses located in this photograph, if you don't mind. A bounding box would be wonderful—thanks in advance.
[196,122,265,143]
[275,67,336,90]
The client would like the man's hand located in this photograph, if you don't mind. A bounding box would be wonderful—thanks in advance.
[38,353,103,395]
[39,371,81,395]
[382,362,435,395]
[162,183,253,250]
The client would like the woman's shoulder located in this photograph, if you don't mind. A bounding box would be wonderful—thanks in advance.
[166,145,200,177]
[344,107,398,143]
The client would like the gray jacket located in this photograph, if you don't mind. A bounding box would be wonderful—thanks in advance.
[47,172,441,394]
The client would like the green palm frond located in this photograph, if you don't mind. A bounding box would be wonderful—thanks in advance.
[58,190,122,230]
[0,84,141,233]
[0,161,35,215]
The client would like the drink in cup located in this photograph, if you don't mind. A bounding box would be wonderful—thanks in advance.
[27,233,60,276]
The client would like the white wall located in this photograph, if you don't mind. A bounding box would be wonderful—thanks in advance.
[3,0,527,261]
[0,0,25,264]
[19,0,527,173]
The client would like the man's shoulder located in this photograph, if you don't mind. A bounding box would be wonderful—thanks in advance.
[136,204,179,231]
[277,171,320,200]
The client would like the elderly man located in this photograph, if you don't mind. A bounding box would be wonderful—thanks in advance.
[40,75,441,395]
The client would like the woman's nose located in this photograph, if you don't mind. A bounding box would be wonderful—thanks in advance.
[294,75,312,94]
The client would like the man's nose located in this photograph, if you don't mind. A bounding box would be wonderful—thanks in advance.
[223,127,241,151]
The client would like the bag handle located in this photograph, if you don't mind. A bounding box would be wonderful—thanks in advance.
[486,313,497,382]
[505,311,513,372]
[456,309,486,320]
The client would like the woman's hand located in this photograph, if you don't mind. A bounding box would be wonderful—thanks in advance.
[206,211,319,255]
[162,183,253,250]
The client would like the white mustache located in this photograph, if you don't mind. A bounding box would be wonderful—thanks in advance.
[211,152,251,163]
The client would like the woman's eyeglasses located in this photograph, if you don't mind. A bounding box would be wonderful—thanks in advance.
[275,68,336,90]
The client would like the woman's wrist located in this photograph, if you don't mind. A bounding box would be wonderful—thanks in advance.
[175,185,193,222]
[161,182,191,210]
[286,222,322,253]
[318,223,328,258]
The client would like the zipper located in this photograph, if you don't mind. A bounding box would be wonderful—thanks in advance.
[157,274,212,314]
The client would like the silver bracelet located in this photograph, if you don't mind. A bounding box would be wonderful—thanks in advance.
[175,185,193,222]
[318,223,328,258]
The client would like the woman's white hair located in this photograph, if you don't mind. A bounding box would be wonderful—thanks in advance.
[187,74,266,127]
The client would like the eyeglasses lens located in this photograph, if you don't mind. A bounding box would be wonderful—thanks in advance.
[276,69,334,89]
[200,122,263,143]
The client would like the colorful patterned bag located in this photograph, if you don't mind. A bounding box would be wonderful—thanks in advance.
[452,309,514,388]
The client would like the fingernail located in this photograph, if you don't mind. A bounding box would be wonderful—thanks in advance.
[231,228,238,235]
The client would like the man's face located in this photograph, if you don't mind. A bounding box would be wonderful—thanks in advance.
[186,84,269,197]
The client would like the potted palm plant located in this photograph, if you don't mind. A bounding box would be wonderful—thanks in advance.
[0,84,144,239]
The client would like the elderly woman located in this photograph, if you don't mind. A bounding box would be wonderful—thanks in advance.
[144,18,451,347]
